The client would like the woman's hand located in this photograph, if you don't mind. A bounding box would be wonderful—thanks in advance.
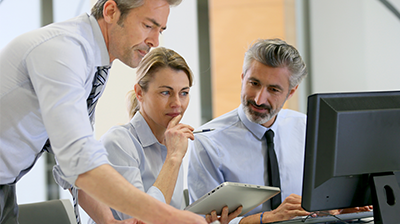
[164,114,194,160]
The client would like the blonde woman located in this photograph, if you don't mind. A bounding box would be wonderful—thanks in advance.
[89,47,194,221]
[89,47,240,223]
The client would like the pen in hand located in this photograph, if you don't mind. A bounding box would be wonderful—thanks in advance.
[193,128,215,134]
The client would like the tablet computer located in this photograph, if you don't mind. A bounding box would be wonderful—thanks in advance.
[184,182,280,216]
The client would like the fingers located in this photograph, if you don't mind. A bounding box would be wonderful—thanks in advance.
[205,214,212,223]
[227,206,242,222]
[211,210,218,222]
[274,194,311,220]
[166,123,194,140]
[167,114,182,129]
[206,206,242,224]
[219,207,229,224]
[206,210,218,223]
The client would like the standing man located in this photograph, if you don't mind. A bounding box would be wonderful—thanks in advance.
[0,1,207,224]
[188,39,310,223]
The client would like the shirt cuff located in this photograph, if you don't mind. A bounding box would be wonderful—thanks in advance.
[229,216,244,224]
[147,186,166,204]
[52,165,73,189]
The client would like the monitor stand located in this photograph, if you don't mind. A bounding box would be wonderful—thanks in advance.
[370,173,400,224]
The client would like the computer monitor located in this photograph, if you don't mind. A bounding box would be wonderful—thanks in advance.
[301,90,400,224]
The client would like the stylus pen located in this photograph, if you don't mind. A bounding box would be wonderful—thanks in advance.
[193,128,215,134]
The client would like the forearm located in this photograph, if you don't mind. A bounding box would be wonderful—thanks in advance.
[75,164,175,224]
[153,156,182,204]
[238,213,261,224]
[78,189,116,224]
[239,211,279,224]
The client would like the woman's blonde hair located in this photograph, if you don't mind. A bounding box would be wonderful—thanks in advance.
[127,47,193,119]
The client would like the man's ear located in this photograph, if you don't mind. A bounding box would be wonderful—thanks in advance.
[103,0,120,24]
[134,84,143,102]
[287,85,299,100]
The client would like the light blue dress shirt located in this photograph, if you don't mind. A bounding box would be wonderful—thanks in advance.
[0,14,110,186]
[188,104,306,224]
[92,112,184,221]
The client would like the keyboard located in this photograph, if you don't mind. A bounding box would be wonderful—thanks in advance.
[269,211,374,224]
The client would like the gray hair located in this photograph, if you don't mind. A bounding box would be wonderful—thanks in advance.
[242,38,307,89]
[91,0,182,25]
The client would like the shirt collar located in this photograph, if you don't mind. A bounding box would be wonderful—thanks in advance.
[88,14,110,67]
[130,112,160,148]
[238,104,280,139]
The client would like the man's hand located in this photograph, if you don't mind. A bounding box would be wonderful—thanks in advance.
[205,206,243,224]
[328,205,373,215]
[261,194,310,223]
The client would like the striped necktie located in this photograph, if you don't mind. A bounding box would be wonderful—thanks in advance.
[87,66,110,118]
[71,65,110,224]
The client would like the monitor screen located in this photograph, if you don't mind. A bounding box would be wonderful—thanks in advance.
[301,90,400,222]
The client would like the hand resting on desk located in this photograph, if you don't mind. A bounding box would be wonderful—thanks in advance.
[326,205,373,215]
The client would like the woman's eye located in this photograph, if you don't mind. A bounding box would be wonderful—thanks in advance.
[161,91,169,95]
[181,91,189,96]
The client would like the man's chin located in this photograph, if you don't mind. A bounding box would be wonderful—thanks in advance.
[250,116,271,125]
[245,111,271,124]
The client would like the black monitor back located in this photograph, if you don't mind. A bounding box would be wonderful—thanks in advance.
[301,90,400,211]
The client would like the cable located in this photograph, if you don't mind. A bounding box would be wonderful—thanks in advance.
[379,0,400,21]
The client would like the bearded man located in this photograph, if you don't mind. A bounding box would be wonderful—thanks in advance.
[188,38,310,224]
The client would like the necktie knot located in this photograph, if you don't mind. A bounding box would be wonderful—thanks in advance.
[266,129,274,143]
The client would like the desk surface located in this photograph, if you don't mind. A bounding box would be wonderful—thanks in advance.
[269,211,374,224]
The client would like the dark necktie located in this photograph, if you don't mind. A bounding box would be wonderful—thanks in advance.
[72,65,110,224]
[266,129,282,209]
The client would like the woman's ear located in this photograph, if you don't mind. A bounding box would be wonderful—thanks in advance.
[134,84,143,102]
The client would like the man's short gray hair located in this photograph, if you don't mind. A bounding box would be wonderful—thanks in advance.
[242,38,307,89]
[91,0,182,25]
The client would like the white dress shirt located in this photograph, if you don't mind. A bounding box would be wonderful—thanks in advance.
[0,14,110,186]
[188,104,306,224]
[90,112,184,221]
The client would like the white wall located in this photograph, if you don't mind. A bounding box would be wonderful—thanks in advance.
[309,0,400,94]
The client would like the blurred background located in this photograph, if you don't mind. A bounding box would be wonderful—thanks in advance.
[1,0,399,222]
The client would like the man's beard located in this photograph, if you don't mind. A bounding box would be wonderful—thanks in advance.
[242,98,281,125]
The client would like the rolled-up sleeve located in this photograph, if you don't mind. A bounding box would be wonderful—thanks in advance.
[27,34,109,185]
